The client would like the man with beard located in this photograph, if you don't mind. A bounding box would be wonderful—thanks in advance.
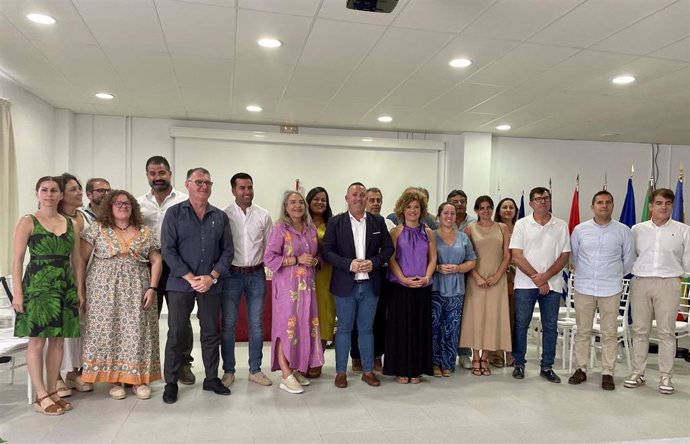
[137,156,194,385]
[82,177,111,223]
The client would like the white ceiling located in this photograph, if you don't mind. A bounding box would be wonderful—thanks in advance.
[1,0,689,144]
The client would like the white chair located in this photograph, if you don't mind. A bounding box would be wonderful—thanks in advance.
[0,276,32,404]
[568,278,632,374]
[649,280,690,350]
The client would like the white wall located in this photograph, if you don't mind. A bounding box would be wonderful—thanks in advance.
[0,75,56,219]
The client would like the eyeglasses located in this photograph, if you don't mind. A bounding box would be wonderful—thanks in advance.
[532,197,551,203]
[112,201,132,208]
[188,179,214,187]
[91,188,111,194]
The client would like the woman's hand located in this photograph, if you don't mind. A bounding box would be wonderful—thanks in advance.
[473,274,488,288]
[78,291,86,312]
[297,253,318,267]
[12,293,24,313]
[142,288,156,310]
[403,276,428,288]
[437,264,458,275]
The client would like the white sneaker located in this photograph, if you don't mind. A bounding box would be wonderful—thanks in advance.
[248,371,272,386]
[292,371,310,386]
[221,372,235,388]
[659,377,674,395]
[460,355,472,370]
[623,373,645,388]
[132,384,151,400]
[279,375,304,394]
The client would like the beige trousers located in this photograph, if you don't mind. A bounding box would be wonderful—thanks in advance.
[573,291,621,376]
[630,277,681,378]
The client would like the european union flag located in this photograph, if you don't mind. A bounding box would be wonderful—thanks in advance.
[619,177,636,228]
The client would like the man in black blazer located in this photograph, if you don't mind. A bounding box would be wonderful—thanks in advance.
[323,182,394,388]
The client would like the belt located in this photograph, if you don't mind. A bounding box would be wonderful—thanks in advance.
[230,263,264,273]
[354,279,369,284]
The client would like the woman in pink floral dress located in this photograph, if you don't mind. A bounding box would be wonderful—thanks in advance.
[264,190,324,394]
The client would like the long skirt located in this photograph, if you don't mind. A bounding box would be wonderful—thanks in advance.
[383,283,433,378]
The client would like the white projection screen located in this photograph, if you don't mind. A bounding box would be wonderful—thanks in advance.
[171,128,445,219]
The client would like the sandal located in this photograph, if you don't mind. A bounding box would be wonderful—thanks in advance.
[442,368,451,377]
[490,354,505,368]
[410,376,422,384]
[433,366,442,377]
[480,359,491,376]
[34,393,64,416]
[471,359,482,376]
[49,391,73,411]
[56,379,73,398]
[396,376,409,384]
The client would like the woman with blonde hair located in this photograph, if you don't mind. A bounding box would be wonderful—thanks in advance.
[264,190,324,394]
[383,190,437,384]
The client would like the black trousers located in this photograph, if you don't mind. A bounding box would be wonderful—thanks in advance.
[164,291,221,383]
[156,262,193,365]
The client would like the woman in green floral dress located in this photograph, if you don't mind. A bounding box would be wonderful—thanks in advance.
[12,176,83,416]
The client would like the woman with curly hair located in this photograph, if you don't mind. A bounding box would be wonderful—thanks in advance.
[79,190,162,400]
[264,190,324,394]
[383,190,437,384]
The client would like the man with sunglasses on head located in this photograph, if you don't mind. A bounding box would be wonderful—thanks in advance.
[83,177,111,223]
[509,187,570,383]
[161,167,234,404]
[137,156,195,385]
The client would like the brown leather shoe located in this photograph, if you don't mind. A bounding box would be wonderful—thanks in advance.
[374,356,383,372]
[601,375,615,391]
[334,373,348,388]
[568,368,587,385]
[361,371,381,387]
[306,366,322,378]
[351,359,362,372]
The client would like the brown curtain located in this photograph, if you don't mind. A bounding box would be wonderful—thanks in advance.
[0,98,18,275]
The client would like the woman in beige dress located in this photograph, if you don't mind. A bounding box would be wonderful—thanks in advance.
[460,196,511,376]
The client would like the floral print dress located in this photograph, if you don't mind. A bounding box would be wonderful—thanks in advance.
[264,222,324,372]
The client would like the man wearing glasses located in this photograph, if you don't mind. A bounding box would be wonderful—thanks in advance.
[83,177,111,223]
[509,187,570,383]
[160,167,234,404]
[137,156,195,385]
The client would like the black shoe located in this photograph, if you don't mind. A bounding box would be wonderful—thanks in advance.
[162,383,178,404]
[540,368,561,383]
[203,377,231,395]
[512,366,525,379]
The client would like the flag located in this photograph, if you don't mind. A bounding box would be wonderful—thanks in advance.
[641,178,654,222]
[672,174,684,223]
[567,175,580,234]
[518,191,525,219]
[619,176,636,228]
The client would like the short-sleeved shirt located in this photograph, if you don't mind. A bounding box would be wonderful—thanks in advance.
[432,229,476,296]
[510,213,570,292]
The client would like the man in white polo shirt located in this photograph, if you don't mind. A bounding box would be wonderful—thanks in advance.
[509,186,570,383]
[624,188,690,395]
[568,190,635,390]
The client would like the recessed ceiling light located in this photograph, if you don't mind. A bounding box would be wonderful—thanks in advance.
[27,13,56,24]
[254,134,265,138]
[612,75,635,85]
[258,38,282,48]
[246,105,263,112]
[496,124,511,131]
[95,92,114,100]
[449,58,472,68]
[362,138,373,142]
[377,115,393,123]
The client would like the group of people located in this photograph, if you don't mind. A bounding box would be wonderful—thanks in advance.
[11,157,689,415]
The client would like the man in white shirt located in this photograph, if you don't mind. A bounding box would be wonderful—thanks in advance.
[220,173,273,388]
[624,188,690,395]
[509,187,570,383]
[568,190,635,390]
[137,156,193,385]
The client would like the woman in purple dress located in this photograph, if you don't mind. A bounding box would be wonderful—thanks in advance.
[264,190,324,394]
[383,190,437,384]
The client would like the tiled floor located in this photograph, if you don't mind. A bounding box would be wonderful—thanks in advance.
[1,321,689,444]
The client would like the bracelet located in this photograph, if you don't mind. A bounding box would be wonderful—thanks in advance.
[147,286,158,292]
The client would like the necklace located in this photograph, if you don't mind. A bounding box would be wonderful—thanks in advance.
[62,209,78,218]
[115,224,131,231]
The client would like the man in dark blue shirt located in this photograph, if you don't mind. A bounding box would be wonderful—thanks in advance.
[161,167,234,404]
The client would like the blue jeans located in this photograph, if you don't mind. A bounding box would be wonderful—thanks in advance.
[334,281,378,373]
[512,288,560,370]
[221,270,266,374]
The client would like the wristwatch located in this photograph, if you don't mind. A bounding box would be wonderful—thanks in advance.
[209,275,218,285]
